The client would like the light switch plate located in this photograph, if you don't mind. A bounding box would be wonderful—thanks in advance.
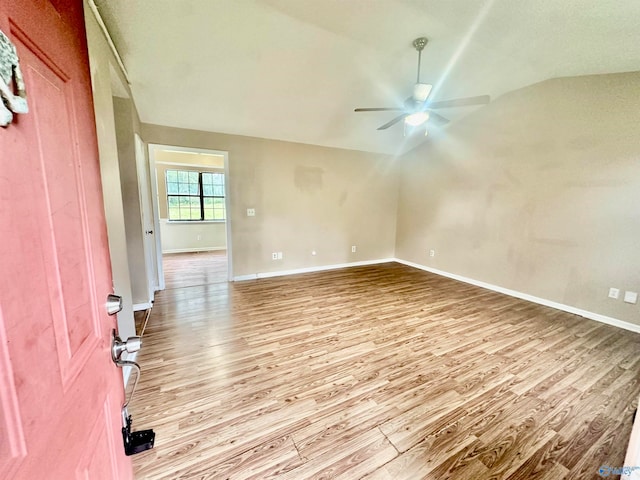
[624,291,638,304]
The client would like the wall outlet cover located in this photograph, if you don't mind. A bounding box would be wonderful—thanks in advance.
[608,288,620,299]
[624,291,638,304]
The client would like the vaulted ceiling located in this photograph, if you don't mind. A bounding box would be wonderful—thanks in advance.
[94,0,640,155]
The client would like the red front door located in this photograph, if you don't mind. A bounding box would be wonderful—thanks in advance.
[0,1,133,478]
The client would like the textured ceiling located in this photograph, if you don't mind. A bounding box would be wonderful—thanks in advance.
[94,0,640,155]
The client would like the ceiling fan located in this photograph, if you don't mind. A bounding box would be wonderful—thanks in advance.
[355,37,490,134]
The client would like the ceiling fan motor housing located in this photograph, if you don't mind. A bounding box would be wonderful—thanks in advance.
[413,83,432,102]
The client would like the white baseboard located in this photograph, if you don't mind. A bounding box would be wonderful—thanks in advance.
[233,258,395,282]
[132,302,152,311]
[162,247,226,254]
[395,258,640,334]
[233,273,259,281]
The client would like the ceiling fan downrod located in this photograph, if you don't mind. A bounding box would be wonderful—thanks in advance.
[413,37,428,84]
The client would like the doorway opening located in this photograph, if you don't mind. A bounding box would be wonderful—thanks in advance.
[147,144,233,289]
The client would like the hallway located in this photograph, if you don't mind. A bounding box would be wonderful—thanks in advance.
[134,251,228,336]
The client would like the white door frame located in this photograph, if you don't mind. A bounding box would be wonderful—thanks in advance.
[134,134,159,301]
[147,143,233,284]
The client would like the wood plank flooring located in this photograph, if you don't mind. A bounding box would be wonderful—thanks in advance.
[162,250,228,290]
[130,261,640,479]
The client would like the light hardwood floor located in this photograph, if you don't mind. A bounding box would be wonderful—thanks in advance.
[130,259,640,479]
[162,250,229,290]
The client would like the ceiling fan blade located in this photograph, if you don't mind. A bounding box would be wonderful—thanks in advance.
[427,95,490,109]
[404,96,416,108]
[354,107,405,112]
[377,114,408,130]
[427,111,450,125]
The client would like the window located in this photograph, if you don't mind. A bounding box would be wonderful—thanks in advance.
[166,169,225,221]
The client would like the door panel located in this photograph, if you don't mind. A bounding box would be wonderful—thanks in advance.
[75,397,117,480]
[21,32,100,384]
[0,306,26,479]
[0,1,132,478]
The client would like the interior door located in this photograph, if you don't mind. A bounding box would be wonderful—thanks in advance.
[148,144,166,291]
[134,133,158,301]
[0,0,133,478]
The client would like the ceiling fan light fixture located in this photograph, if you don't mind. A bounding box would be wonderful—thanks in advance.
[413,83,433,102]
[405,111,429,127]
[354,36,489,132]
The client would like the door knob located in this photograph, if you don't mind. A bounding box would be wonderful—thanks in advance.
[111,330,142,363]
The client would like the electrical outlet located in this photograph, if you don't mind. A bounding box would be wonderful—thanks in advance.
[351,245,357,253]
[624,291,638,304]
[247,208,256,217]
[429,249,435,258]
[276,252,283,260]
[272,252,278,260]
[608,288,620,299]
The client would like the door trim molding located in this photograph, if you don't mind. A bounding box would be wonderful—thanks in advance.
[148,143,233,286]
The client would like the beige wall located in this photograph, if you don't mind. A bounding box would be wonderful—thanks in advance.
[142,124,399,277]
[113,97,149,305]
[396,71,640,325]
[84,3,136,339]
[159,220,227,253]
